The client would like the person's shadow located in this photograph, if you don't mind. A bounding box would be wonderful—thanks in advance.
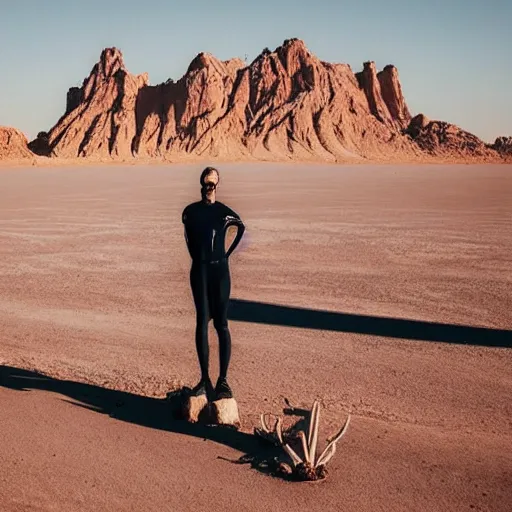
[0,365,302,480]
[228,299,512,348]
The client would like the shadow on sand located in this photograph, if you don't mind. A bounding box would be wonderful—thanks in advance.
[228,299,512,349]
[0,365,298,479]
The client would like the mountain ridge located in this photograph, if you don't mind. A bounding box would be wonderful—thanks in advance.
[2,38,511,163]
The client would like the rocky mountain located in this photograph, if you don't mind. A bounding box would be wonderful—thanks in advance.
[3,38,510,163]
[404,114,499,159]
[0,127,35,161]
[30,39,421,162]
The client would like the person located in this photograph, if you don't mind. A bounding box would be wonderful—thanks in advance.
[182,167,245,401]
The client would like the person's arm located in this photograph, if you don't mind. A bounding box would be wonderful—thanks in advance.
[182,208,193,258]
[224,207,245,259]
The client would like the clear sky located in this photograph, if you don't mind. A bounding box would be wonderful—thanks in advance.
[1,0,510,142]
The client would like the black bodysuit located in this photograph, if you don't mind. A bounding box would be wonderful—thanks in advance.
[182,200,245,383]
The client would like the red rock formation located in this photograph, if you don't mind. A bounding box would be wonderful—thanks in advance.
[377,65,411,129]
[354,62,411,131]
[355,61,394,127]
[405,114,498,160]
[48,47,149,159]
[0,127,35,161]
[40,39,422,162]
[34,38,508,163]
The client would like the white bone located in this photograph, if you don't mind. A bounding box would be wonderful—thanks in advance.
[316,415,351,465]
[298,431,311,465]
[308,400,320,465]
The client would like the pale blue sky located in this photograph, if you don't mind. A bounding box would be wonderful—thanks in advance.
[1,0,510,142]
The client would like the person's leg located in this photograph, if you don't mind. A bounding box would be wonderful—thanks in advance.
[189,262,212,395]
[210,260,233,399]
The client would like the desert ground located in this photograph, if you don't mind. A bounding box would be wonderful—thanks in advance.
[0,163,511,512]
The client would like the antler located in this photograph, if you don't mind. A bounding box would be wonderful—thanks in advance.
[256,400,351,480]
[307,400,320,465]
[254,413,277,444]
[316,415,351,466]
[276,417,303,467]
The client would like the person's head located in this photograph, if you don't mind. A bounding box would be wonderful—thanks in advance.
[200,166,220,204]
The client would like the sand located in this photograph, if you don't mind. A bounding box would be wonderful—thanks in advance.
[0,163,511,511]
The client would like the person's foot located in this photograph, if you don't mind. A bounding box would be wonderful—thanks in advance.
[190,377,213,397]
[214,377,233,400]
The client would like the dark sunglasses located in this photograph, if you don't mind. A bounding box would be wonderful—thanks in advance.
[203,181,217,190]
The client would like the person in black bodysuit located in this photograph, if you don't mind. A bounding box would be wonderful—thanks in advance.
[182,167,245,401]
